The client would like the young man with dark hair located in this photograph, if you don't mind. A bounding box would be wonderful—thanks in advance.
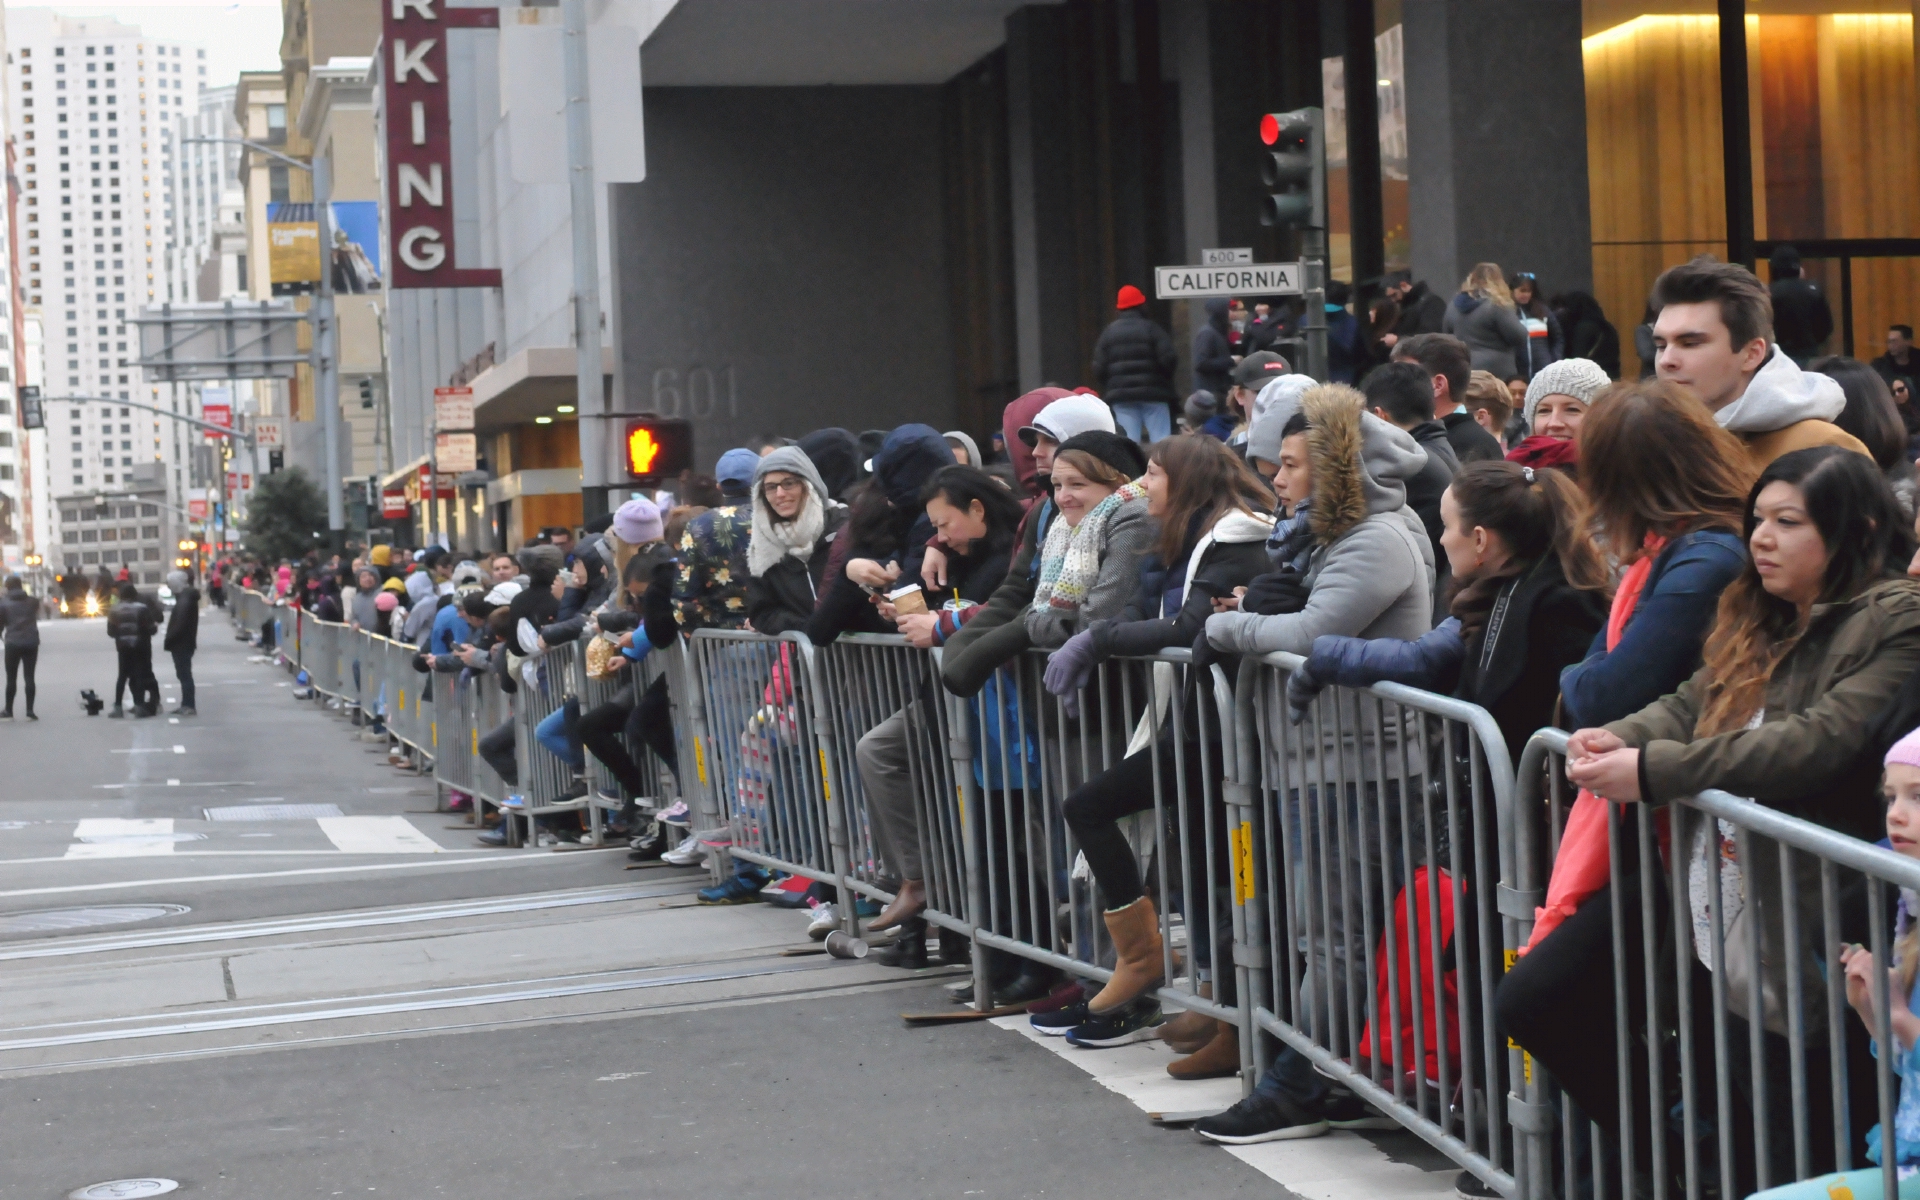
[1360,360,1456,565]
[1393,332,1502,463]
[1873,324,1915,387]
[1650,254,1865,469]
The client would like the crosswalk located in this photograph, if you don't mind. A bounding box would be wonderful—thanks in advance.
[62,816,451,858]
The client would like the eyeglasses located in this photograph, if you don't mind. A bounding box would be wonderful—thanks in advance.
[762,479,806,495]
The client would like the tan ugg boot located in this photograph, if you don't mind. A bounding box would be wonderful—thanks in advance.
[1167,1020,1240,1080]
[1088,896,1165,1013]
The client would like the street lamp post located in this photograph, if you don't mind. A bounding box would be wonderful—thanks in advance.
[180,137,342,553]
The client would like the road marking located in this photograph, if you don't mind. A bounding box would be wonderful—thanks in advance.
[317,815,444,854]
[989,1018,1455,1199]
[109,748,169,754]
[168,718,179,725]
[65,819,177,859]
[172,745,186,754]
[0,845,625,897]
[166,779,180,787]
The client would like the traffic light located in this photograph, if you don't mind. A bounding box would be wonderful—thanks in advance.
[1259,107,1325,230]
[20,386,41,431]
[359,378,375,409]
[622,417,693,481]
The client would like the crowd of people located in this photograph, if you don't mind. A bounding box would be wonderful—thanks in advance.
[240,252,1920,1200]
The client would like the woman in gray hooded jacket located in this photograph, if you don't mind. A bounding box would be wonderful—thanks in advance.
[1442,262,1530,379]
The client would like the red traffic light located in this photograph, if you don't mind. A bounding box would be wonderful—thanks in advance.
[1260,113,1279,145]
[623,418,693,481]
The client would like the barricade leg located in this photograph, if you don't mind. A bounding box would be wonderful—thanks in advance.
[944,689,995,1013]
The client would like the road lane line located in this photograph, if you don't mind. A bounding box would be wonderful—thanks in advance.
[0,845,626,896]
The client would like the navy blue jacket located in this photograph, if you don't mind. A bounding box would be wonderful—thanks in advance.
[1558,529,1746,729]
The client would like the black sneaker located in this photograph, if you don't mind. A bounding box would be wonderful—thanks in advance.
[1454,1170,1501,1199]
[1064,999,1162,1048]
[1029,1000,1090,1037]
[1193,1093,1331,1144]
[1316,1091,1399,1130]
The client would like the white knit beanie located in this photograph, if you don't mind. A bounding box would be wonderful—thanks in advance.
[1522,358,1613,428]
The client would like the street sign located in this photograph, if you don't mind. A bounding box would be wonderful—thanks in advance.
[202,402,232,441]
[1201,248,1254,266]
[435,431,478,474]
[188,498,209,520]
[433,386,474,431]
[381,489,410,519]
[1154,262,1303,300]
[253,417,285,448]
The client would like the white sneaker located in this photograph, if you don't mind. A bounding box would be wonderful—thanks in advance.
[662,837,709,867]
[806,902,840,941]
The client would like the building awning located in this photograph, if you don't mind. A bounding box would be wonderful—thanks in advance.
[380,454,429,491]
[468,345,614,434]
[486,468,585,506]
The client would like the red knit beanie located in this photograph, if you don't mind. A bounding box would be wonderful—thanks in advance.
[1115,284,1146,310]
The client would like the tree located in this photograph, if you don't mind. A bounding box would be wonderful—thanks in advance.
[242,468,328,562]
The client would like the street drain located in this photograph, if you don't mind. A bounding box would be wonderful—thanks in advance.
[68,1180,180,1199]
[0,905,190,934]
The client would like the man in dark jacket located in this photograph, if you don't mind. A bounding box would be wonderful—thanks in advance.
[163,569,199,716]
[1360,361,1457,565]
[1191,297,1235,401]
[106,582,160,718]
[1386,273,1446,340]
[1768,245,1833,364]
[1394,333,1502,463]
[1873,324,1916,388]
[1091,285,1179,442]
[1,574,39,719]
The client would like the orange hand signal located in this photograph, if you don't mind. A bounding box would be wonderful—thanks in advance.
[627,426,662,475]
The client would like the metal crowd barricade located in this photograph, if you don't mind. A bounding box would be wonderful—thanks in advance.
[382,636,436,761]
[503,640,616,845]
[1507,728,1918,1200]
[302,617,350,705]
[938,646,1247,1036]
[577,636,686,815]
[683,628,857,923]
[1233,650,1519,1190]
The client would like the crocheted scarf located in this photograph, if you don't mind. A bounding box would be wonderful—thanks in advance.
[1029,480,1147,616]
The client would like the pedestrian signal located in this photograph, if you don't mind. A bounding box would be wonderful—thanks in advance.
[623,418,693,481]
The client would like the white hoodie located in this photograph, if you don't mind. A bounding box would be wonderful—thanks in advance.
[1714,346,1845,435]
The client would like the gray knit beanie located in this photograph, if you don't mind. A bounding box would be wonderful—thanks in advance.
[1522,358,1612,428]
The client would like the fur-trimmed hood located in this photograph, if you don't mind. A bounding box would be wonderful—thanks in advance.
[1299,383,1430,544]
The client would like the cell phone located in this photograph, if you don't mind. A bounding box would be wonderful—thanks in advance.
[1189,579,1230,599]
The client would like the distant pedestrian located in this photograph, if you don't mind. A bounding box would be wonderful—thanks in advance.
[1443,262,1530,379]
[1768,244,1834,365]
[1508,271,1565,379]
[107,582,159,719]
[164,569,199,717]
[1872,324,1916,388]
[1385,271,1447,341]
[0,574,38,720]
[1552,290,1622,379]
[208,563,226,609]
[1091,284,1179,442]
[1324,280,1364,385]
[1192,297,1235,400]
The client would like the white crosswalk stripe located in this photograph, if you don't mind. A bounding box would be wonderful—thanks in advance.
[317,815,446,854]
[65,818,179,859]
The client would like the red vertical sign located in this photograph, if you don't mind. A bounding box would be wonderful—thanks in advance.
[202,402,231,441]
[382,0,501,289]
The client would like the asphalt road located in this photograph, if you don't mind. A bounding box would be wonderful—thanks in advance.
[0,607,1285,1200]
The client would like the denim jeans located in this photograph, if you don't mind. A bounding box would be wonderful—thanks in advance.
[1111,400,1171,443]
[1255,780,1403,1108]
[534,697,583,771]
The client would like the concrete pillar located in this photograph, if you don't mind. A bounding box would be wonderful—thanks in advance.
[1403,0,1592,294]
[1006,5,1090,391]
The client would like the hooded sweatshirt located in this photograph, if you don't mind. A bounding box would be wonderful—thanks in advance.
[1245,375,1315,468]
[1715,346,1869,469]
[1207,384,1435,657]
[1443,292,1530,379]
[871,424,956,509]
[943,430,982,468]
[797,427,861,500]
[747,446,841,580]
[1002,387,1071,500]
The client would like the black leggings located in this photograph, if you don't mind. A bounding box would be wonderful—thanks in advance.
[4,645,34,713]
[1060,733,1231,997]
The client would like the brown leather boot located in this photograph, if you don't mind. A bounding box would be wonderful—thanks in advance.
[1167,1020,1240,1080]
[1158,983,1215,1053]
[1088,896,1164,1014]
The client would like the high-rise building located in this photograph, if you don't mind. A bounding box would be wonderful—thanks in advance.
[5,10,210,581]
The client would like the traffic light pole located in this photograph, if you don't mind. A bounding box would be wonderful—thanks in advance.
[1301,228,1329,384]
[313,153,345,554]
[562,0,609,524]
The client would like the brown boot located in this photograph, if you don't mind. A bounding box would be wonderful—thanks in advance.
[1088,896,1164,1014]
[1167,1020,1240,1080]
[1158,1008,1215,1054]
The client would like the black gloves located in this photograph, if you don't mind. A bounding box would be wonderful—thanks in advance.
[1241,568,1310,616]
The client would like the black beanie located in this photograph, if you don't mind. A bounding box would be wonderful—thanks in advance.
[1054,430,1147,481]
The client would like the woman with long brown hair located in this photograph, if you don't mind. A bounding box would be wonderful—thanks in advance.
[1563,446,1920,1190]
[1031,434,1274,1060]
[1494,381,1753,1180]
